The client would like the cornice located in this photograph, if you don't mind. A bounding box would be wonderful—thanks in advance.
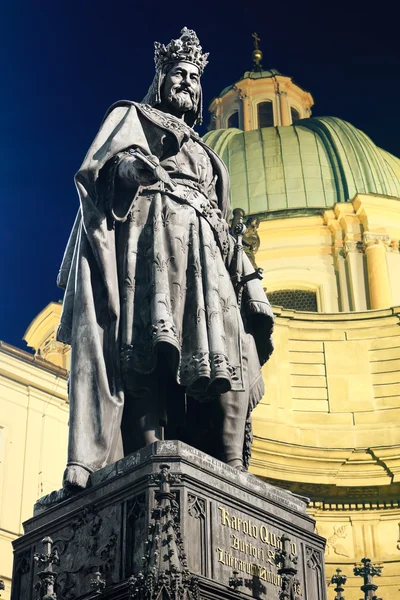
[251,438,400,489]
[0,341,68,379]
[256,477,400,512]
[271,305,399,322]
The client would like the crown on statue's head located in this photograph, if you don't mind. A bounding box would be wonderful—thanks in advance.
[154,27,209,75]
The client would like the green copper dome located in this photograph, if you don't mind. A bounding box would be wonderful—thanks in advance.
[203,117,400,215]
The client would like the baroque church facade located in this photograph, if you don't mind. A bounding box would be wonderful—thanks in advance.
[1,57,400,599]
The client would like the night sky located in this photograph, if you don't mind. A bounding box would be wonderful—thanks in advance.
[1,0,399,350]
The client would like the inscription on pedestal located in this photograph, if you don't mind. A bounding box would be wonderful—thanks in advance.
[211,503,303,596]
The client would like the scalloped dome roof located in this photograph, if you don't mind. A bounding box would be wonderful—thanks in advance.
[203,116,400,215]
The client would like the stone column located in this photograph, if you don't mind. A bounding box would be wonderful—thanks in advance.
[364,233,392,309]
[279,91,290,126]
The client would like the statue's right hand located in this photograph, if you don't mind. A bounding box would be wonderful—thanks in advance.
[119,154,160,186]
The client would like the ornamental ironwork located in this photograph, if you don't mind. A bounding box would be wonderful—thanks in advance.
[268,289,318,312]
[353,558,382,600]
[331,568,347,600]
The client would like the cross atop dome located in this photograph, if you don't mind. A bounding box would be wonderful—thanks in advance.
[252,32,263,72]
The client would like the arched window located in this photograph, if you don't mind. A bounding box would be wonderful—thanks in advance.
[257,101,274,128]
[291,107,300,123]
[227,111,239,129]
[267,289,318,312]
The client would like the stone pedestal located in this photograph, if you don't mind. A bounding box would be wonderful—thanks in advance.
[11,441,327,599]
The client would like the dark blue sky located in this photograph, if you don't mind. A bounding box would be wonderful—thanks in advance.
[1,0,399,350]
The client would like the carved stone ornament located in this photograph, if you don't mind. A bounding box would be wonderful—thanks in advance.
[33,536,60,600]
[90,570,106,595]
[306,547,322,570]
[149,463,182,490]
[40,338,69,358]
[49,505,118,599]
[0,579,4,597]
[128,464,199,600]
[326,525,350,558]
[274,535,301,600]
[187,494,206,519]
[232,85,247,100]
[343,240,365,256]
[15,549,32,575]
[128,495,146,521]
[363,232,391,248]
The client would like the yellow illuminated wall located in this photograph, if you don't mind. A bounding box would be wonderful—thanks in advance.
[249,196,400,599]
[0,303,68,599]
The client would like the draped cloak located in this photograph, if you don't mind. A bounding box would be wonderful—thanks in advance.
[57,101,274,481]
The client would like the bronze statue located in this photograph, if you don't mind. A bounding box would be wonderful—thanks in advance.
[57,28,274,490]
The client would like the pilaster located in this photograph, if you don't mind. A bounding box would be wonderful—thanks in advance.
[363,233,392,309]
[213,97,222,129]
[333,203,367,311]
[233,84,250,131]
[279,91,290,126]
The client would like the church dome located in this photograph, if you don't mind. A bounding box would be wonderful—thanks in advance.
[204,116,400,215]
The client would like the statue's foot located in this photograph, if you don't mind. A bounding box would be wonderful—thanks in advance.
[226,458,245,471]
[235,465,247,473]
[62,465,91,492]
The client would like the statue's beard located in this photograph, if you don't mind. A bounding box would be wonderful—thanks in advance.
[167,87,198,112]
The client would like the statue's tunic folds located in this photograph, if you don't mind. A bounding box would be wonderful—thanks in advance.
[57,102,273,484]
[118,137,244,396]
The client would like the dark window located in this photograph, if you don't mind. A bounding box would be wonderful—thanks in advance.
[227,111,239,129]
[258,101,274,128]
[267,289,318,312]
[291,107,300,123]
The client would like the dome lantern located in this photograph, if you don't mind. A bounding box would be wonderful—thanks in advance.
[208,44,314,131]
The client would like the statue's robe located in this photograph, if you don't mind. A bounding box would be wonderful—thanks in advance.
[57,101,274,486]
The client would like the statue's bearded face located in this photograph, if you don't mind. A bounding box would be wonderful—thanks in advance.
[163,61,200,113]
